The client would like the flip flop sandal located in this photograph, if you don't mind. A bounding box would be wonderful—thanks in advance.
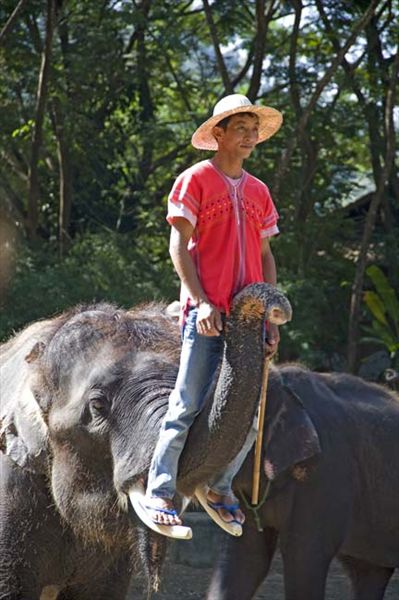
[207,501,242,525]
[195,486,243,537]
[128,484,192,540]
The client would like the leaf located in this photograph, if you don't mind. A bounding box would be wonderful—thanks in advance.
[371,320,397,350]
[359,333,387,348]
[366,266,399,326]
[364,291,388,325]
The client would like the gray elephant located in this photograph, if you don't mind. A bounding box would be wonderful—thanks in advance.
[0,283,291,599]
[207,364,399,600]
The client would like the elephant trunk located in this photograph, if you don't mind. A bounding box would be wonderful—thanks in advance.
[176,283,292,497]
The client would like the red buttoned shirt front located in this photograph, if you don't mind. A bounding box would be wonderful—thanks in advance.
[167,159,279,317]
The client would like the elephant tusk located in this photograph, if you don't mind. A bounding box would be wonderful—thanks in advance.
[179,494,192,515]
[128,482,193,540]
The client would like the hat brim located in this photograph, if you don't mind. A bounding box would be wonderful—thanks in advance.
[191,105,283,151]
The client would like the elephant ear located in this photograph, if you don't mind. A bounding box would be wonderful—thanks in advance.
[263,381,321,481]
[0,342,49,473]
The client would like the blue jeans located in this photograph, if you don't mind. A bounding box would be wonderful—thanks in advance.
[146,308,258,500]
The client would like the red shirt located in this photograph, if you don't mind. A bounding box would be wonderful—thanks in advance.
[167,159,279,315]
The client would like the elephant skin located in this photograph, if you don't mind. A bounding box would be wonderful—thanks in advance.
[0,284,292,599]
[207,364,399,600]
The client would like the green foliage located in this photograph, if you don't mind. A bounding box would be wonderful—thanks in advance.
[0,0,398,375]
[363,266,399,360]
[0,232,178,341]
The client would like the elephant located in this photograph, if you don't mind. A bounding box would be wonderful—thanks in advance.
[0,283,291,599]
[207,363,399,600]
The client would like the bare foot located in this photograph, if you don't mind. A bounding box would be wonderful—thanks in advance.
[207,490,245,525]
[144,496,182,526]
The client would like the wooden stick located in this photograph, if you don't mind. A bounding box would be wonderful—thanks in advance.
[251,357,270,505]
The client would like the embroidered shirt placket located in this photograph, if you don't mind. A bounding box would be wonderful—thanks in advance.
[230,179,246,294]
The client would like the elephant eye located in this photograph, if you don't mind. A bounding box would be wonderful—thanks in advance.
[88,389,110,418]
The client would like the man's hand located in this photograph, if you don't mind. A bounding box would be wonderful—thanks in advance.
[196,301,223,336]
[265,322,280,357]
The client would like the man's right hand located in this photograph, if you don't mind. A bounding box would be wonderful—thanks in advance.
[196,301,223,336]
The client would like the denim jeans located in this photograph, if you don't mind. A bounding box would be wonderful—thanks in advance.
[146,308,258,500]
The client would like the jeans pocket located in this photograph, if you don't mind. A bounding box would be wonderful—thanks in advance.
[181,307,197,341]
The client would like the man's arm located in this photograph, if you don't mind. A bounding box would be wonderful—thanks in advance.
[261,237,277,285]
[169,217,223,336]
[261,237,280,355]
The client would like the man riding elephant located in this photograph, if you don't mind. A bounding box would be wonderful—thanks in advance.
[143,94,284,536]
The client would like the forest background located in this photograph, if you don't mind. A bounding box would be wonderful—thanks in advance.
[0,0,398,379]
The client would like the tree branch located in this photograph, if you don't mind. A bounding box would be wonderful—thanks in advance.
[231,42,255,88]
[272,0,383,200]
[0,0,29,46]
[24,12,43,54]
[202,0,233,93]
[247,0,277,101]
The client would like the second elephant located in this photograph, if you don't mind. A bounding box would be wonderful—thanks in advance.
[207,364,399,600]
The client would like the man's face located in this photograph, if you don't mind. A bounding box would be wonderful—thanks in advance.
[213,113,260,159]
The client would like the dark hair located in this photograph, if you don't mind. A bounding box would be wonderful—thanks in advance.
[215,111,258,131]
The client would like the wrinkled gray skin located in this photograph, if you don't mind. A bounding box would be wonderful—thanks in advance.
[0,283,291,600]
[207,364,399,600]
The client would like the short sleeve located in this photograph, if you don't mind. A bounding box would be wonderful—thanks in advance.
[260,186,279,238]
[167,169,201,228]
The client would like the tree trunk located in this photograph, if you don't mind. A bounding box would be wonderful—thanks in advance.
[202,0,233,94]
[286,0,318,273]
[136,0,154,180]
[246,0,276,101]
[50,97,73,257]
[347,48,399,372]
[27,0,56,240]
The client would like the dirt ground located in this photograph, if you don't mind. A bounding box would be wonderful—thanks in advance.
[130,549,399,600]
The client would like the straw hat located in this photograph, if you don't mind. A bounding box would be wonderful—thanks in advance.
[191,94,283,151]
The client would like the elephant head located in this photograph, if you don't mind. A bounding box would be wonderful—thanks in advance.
[229,364,322,501]
[0,284,291,590]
